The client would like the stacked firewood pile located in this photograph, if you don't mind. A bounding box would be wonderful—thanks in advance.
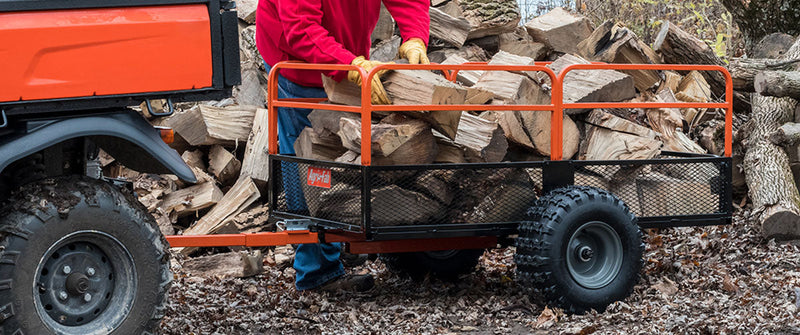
[104,2,751,276]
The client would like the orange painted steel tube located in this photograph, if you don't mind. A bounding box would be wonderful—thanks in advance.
[166,230,360,248]
[557,63,734,157]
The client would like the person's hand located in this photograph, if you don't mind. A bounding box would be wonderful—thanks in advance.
[348,56,392,105]
[398,38,429,65]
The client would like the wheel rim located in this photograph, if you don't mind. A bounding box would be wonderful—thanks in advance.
[565,221,623,289]
[34,231,137,333]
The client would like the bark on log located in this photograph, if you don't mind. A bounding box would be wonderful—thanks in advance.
[744,38,800,239]
[770,122,800,146]
[577,20,660,91]
[755,70,800,99]
[653,21,727,98]
[429,7,472,48]
[729,57,800,92]
[524,7,593,55]
[459,0,520,40]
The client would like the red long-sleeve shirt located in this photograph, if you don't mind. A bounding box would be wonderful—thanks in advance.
[255,0,430,87]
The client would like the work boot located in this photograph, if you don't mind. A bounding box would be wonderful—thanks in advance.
[316,274,374,293]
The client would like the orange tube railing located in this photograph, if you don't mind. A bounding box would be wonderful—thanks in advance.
[267,62,735,163]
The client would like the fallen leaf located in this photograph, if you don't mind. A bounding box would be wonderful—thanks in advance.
[535,306,557,328]
[722,274,738,293]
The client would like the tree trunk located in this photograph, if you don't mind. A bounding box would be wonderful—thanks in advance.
[720,0,800,52]
[755,70,800,98]
[729,58,800,92]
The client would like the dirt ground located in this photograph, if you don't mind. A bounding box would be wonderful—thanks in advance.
[160,209,800,334]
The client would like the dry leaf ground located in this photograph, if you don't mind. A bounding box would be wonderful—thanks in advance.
[160,210,800,334]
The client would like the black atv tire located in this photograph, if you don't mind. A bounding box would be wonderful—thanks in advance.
[0,176,170,334]
[515,186,643,314]
[380,249,485,280]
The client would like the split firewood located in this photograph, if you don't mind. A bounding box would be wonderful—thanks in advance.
[180,176,260,255]
[472,71,549,104]
[453,112,508,162]
[442,53,483,86]
[182,251,263,279]
[158,182,223,217]
[435,0,463,17]
[487,50,538,81]
[658,71,682,94]
[480,110,535,151]
[649,90,705,154]
[636,172,717,216]
[235,0,257,24]
[580,126,662,161]
[498,27,548,60]
[524,7,593,55]
[240,108,270,183]
[429,7,471,48]
[321,75,363,106]
[675,71,712,128]
[234,63,266,107]
[370,36,401,63]
[755,71,800,99]
[518,110,580,158]
[167,105,257,146]
[653,21,726,98]
[308,108,360,136]
[577,20,660,91]
[294,127,348,161]
[371,3,394,43]
[208,145,242,186]
[337,115,438,165]
[181,149,206,171]
[459,0,520,39]
[583,109,657,139]
[315,184,443,226]
[546,54,636,114]
[433,131,467,164]
[466,169,537,223]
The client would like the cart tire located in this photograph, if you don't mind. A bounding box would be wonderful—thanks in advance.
[0,176,170,334]
[380,249,485,280]
[515,186,643,314]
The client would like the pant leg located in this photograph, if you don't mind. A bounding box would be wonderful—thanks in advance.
[269,64,346,290]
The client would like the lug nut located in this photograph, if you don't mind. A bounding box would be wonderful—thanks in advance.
[83,293,92,303]
[59,291,68,301]
[62,265,71,274]
[86,267,95,277]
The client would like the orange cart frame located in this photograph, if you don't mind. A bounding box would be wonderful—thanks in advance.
[166,62,733,253]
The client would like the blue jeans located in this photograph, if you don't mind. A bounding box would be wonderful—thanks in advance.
[269,64,345,290]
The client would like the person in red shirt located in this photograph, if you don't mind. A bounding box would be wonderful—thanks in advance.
[256,0,430,292]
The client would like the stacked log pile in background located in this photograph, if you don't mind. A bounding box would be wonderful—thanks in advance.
[102,2,775,276]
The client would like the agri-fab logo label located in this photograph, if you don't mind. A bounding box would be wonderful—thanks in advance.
[307,167,332,188]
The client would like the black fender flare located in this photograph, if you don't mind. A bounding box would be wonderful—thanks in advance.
[0,110,196,182]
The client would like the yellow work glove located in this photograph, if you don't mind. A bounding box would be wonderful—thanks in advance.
[348,56,392,105]
[398,38,429,65]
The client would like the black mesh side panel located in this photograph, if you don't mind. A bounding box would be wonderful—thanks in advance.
[368,166,544,227]
[273,159,363,227]
[574,159,726,217]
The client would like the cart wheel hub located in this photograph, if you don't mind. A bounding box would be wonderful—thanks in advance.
[577,246,594,262]
[65,273,90,295]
